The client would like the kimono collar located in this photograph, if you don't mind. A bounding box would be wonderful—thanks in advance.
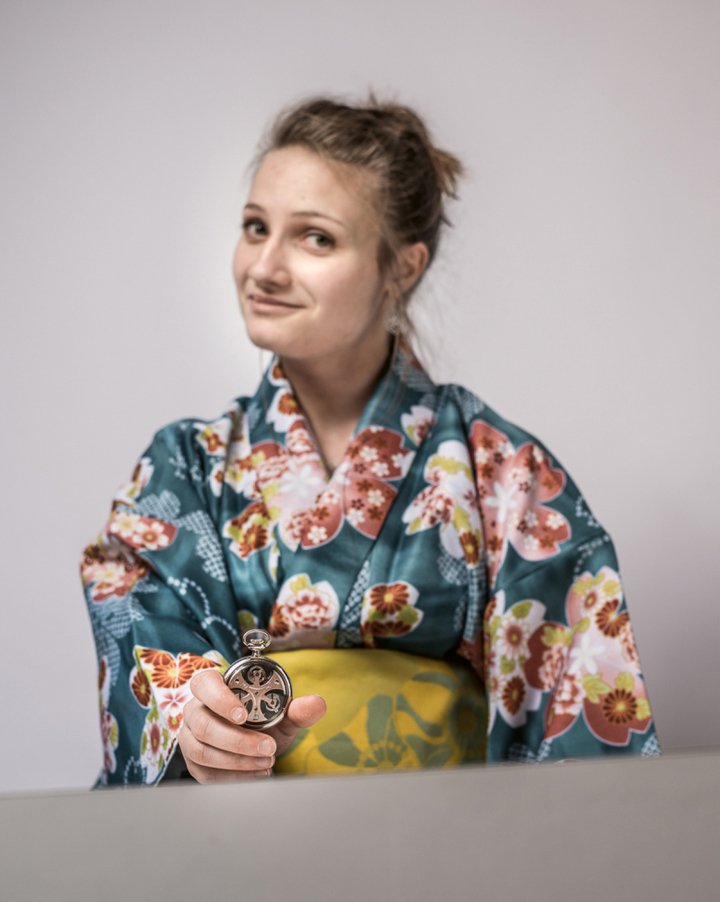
[244,343,440,563]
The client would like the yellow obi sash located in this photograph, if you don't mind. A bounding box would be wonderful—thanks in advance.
[270,649,487,775]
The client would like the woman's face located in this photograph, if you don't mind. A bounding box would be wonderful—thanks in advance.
[233,145,394,366]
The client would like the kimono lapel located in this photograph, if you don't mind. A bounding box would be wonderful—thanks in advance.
[247,348,439,610]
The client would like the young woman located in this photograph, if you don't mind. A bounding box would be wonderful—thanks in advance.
[82,97,659,786]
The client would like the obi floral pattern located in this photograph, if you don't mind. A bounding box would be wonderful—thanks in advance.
[82,348,658,785]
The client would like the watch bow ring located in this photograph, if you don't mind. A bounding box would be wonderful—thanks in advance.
[223,629,292,730]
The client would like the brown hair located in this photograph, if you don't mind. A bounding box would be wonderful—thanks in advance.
[256,94,464,315]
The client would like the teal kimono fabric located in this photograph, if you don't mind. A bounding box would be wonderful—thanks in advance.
[82,349,659,785]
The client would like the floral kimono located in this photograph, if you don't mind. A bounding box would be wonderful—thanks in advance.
[82,349,659,785]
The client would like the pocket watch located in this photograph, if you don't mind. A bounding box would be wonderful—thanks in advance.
[223,629,292,731]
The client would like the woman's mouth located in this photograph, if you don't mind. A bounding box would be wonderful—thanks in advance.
[247,293,302,313]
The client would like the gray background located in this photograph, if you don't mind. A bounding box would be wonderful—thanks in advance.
[1,0,718,794]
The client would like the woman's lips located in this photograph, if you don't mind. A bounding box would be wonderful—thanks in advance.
[247,293,301,312]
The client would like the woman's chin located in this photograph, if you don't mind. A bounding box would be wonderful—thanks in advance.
[243,325,305,360]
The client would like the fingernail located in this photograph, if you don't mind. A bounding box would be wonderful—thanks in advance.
[260,738,275,755]
[231,707,246,723]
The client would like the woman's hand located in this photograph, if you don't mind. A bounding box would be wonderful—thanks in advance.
[177,669,326,784]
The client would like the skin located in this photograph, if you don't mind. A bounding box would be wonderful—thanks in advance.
[179,144,429,783]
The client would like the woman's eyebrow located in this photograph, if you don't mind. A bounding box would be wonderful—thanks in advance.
[244,202,347,230]
[291,209,347,230]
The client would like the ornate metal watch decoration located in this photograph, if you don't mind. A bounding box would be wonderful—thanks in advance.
[223,629,292,731]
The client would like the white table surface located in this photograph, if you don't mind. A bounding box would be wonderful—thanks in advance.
[1,750,717,902]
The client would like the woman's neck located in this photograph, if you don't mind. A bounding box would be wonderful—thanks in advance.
[280,339,393,471]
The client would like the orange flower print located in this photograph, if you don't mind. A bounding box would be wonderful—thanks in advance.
[459,530,481,566]
[595,599,630,638]
[497,620,528,661]
[602,688,638,725]
[361,619,417,640]
[360,581,423,648]
[137,648,219,690]
[147,720,162,757]
[194,415,232,457]
[278,393,300,416]
[205,432,225,454]
[223,501,273,560]
[241,523,269,557]
[267,386,304,432]
[368,583,410,614]
[485,591,544,729]
[139,648,174,668]
[131,667,152,708]
[502,676,526,716]
[151,655,201,689]
[583,673,652,746]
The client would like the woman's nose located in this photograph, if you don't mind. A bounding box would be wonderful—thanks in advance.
[247,236,290,286]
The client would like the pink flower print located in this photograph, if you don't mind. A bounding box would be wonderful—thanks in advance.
[276,427,413,549]
[107,512,177,552]
[158,687,190,719]
[81,540,149,602]
[470,421,570,585]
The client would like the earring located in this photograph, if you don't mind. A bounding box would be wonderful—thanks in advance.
[386,307,402,335]
[385,296,409,336]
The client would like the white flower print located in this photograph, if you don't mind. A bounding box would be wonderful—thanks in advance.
[568,632,607,676]
[484,479,519,526]
[306,525,328,545]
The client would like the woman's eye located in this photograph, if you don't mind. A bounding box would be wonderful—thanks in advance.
[242,219,266,238]
[306,231,334,250]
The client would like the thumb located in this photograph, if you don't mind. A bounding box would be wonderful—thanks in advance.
[274,694,327,740]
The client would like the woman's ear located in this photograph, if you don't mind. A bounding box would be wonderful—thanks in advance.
[396,241,430,295]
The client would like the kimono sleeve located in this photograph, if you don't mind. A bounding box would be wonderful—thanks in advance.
[81,419,241,787]
[462,415,660,764]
